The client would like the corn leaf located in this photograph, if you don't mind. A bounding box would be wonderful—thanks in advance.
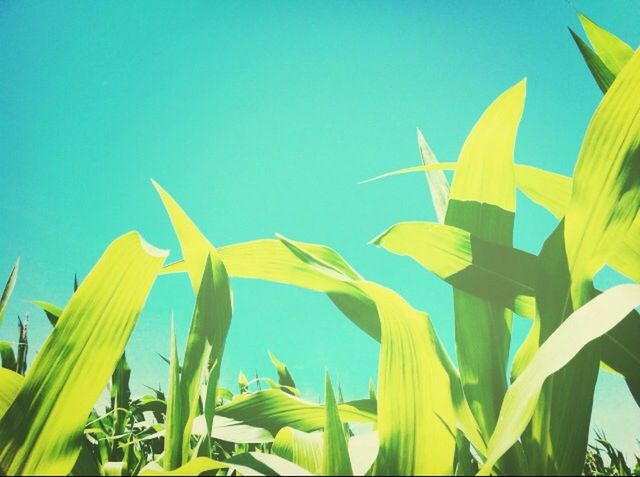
[0,368,22,419]
[0,258,19,328]
[323,371,353,476]
[479,284,640,475]
[153,181,233,461]
[442,81,526,474]
[417,128,450,222]
[570,28,615,93]
[0,232,166,475]
[0,342,17,372]
[358,280,456,475]
[273,427,323,474]
[225,452,313,476]
[164,318,182,470]
[268,351,297,391]
[151,184,464,475]
[140,457,227,476]
[198,389,376,437]
[578,13,634,76]
[372,221,536,318]
[564,49,640,284]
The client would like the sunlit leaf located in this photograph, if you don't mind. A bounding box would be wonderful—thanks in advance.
[0,232,166,475]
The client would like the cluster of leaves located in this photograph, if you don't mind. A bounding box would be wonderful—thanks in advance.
[0,11,638,477]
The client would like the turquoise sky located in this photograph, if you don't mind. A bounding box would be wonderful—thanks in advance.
[1,0,638,456]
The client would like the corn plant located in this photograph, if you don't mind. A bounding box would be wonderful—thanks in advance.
[0,11,638,477]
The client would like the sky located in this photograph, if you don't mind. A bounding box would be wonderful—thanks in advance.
[0,0,638,457]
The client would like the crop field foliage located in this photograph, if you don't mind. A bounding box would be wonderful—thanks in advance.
[0,12,639,477]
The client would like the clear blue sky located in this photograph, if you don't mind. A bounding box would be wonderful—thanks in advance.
[0,0,638,455]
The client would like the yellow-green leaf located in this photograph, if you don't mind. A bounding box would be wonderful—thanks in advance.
[564,49,640,284]
[480,284,640,475]
[578,13,634,76]
[0,368,22,419]
[0,232,166,475]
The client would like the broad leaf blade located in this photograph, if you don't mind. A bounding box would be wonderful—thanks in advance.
[578,13,633,76]
[444,81,525,472]
[0,232,166,475]
[480,284,640,475]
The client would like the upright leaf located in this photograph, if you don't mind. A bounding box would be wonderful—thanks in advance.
[0,259,19,328]
[444,80,526,472]
[417,128,450,222]
[0,232,166,475]
[480,285,640,475]
[323,372,352,476]
[164,318,183,471]
[578,13,633,76]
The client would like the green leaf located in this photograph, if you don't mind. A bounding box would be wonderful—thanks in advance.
[513,164,573,220]
[140,456,227,476]
[564,49,640,284]
[569,28,615,93]
[358,281,456,475]
[0,258,19,328]
[417,128,450,222]
[0,342,17,372]
[273,427,323,475]
[479,284,640,475]
[151,184,460,475]
[0,232,166,475]
[196,389,376,438]
[578,13,633,76]
[153,181,233,461]
[372,220,640,396]
[442,80,526,473]
[164,317,183,471]
[225,452,313,476]
[0,368,22,419]
[268,351,297,391]
[372,221,536,318]
[323,371,352,476]
[32,300,63,327]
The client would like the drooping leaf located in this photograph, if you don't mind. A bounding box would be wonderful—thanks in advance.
[372,221,536,318]
[268,351,297,392]
[358,280,456,475]
[273,427,323,474]
[225,452,313,476]
[196,389,376,439]
[151,184,461,475]
[0,233,166,475]
[32,300,63,327]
